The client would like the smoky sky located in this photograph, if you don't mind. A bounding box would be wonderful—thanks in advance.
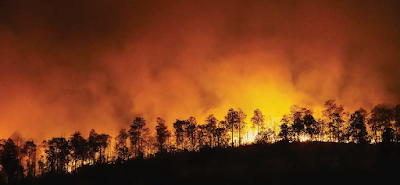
[1,0,400,140]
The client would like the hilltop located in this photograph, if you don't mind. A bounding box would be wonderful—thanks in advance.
[22,142,400,185]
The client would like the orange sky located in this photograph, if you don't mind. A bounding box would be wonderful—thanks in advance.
[1,0,400,141]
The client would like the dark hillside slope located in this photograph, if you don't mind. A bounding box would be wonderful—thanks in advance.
[24,142,400,185]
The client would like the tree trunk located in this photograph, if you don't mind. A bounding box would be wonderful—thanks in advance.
[231,126,234,147]
[238,123,241,146]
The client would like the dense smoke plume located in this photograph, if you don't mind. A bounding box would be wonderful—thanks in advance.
[1,0,400,140]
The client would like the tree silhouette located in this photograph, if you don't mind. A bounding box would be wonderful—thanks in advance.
[255,129,276,144]
[251,109,265,134]
[88,129,100,164]
[225,108,240,147]
[69,132,88,170]
[129,117,149,158]
[37,155,46,175]
[347,108,368,144]
[197,124,207,149]
[279,115,291,142]
[45,137,70,173]
[315,119,324,141]
[115,129,129,162]
[323,100,347,142]
[155,117,171,153]
[237,109,247,146]
[382,127,394,144]
[1,138,24,183]
[392,104,400,141]
[303,113,317,141]
[205,114,218,147]
[215,121,227,147]
[292,112,304,141]
[368,104,393,143]
[185,117,197,151]
[98,133,111,163]
[10,132,24,164]
[173,119,186,150]
[23,141,37,177]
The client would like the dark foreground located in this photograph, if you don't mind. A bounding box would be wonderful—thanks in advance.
[23,142,400,185]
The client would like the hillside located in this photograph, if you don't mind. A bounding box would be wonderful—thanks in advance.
[22,142,400,185]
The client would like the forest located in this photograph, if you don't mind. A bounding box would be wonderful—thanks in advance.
[1,100,400,184]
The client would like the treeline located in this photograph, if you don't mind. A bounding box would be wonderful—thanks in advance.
[1,100,400,183]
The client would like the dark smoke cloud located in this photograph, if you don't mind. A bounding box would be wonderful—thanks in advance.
[1,0,400,140]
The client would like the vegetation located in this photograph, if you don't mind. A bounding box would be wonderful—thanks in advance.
[1,100,400,184]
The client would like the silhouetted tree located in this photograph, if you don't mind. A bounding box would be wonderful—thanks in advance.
[368,104,393,143]
[97,134,110,163]
[155,117,171,153]
[315,119,325,141]
[115,129,129,161]
[129,117,149,158]
[205,114,218,147]
[323,100,347,142]
[215,121,227,147]
[292,111,304,141]
[1,139,24,183]
[173,119,186,150]
[69,132,87,170]
[37,155,46,175]
[185,117,197,151]
[392,104,400,141]
[279,115,291,142]
[225,108,240,147]
[10,132,24,164]
[23,141,37,177]
[45,137,70,173]
[347,108,369,144]
[88,129,100,164]
[143,135,157,157]
[197,124,207,149]
[251,109,265,134]
[255,129,276,144]
[237,109,247,146]
[304,113,318,140]
[382,127,394,144]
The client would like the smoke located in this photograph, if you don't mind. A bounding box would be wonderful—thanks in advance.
[1,0,400,140]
